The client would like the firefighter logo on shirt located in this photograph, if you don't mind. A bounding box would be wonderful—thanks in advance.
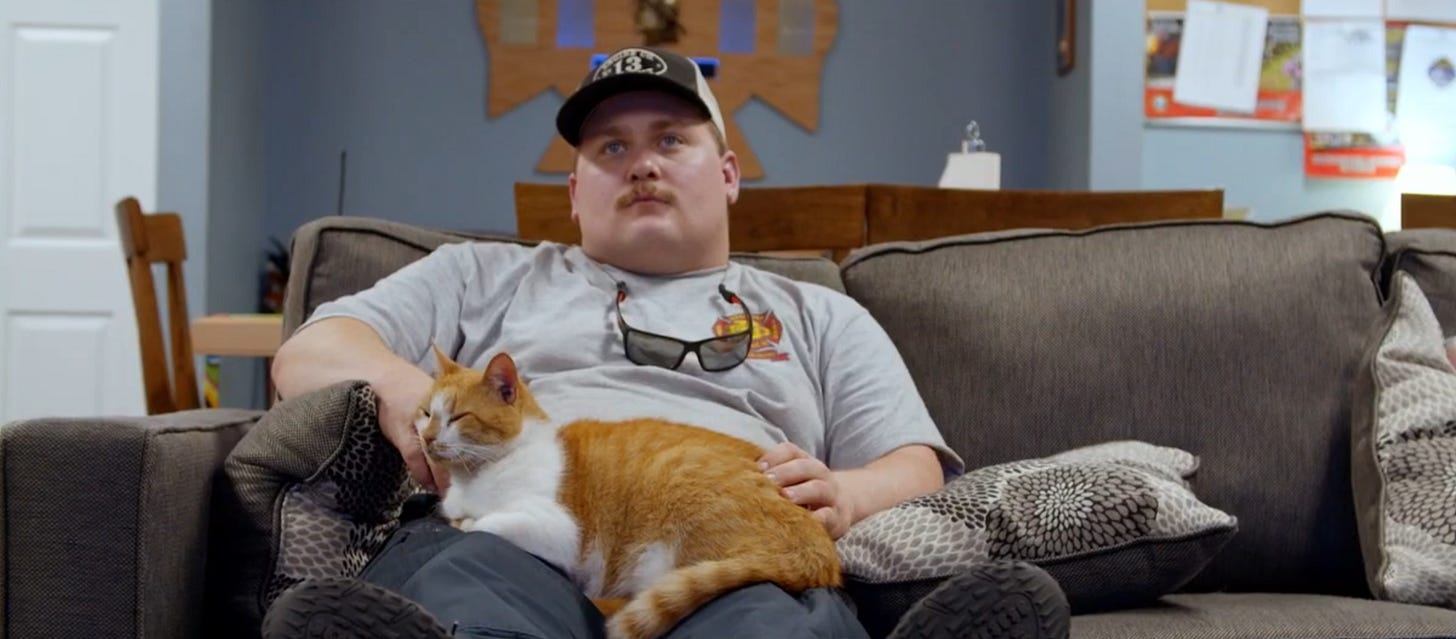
[714,310,789,361]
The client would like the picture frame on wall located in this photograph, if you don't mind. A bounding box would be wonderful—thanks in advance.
[1058,0,1076,76]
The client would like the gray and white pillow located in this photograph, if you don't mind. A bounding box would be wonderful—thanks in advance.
[837,440,1237,613]
[1353,271,1456,608]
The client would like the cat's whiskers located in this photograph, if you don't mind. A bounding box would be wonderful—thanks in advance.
[433,439,512,473]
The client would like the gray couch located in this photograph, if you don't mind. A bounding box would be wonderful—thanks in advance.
[6,211,1456,638]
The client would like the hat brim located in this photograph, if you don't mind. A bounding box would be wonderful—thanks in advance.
[555,73,712,147]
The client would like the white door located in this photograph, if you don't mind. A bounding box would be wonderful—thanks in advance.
[0,0,155,421]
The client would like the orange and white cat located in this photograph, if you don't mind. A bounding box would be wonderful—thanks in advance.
[414,346,841,639]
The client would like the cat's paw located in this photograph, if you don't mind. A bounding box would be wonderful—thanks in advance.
[462,512,527,536]
[606,602,663,639]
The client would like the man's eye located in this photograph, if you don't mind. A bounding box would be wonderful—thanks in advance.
[603,141,625,155]
[660,134,683,147]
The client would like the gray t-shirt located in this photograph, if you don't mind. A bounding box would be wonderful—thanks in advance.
[300,241,963,476]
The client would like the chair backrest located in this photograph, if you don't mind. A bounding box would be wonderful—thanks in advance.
[115,197,199,415]
[1400,193,1456,230]
[864,185,1225,243]
[513,182,867,261]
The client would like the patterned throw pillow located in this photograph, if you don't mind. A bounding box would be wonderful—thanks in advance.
[1353,271,1456,608]
[208,380,420,632]
[837,441,1237,615]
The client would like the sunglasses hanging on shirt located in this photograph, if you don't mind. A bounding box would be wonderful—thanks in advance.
[613,281,754,372]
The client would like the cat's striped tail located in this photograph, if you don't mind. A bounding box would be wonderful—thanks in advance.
[605,553,841,639]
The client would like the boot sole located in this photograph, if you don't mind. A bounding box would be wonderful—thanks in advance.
[262,576,453,639]
[886,561,1070,639]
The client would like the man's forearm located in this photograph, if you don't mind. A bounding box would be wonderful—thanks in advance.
[274,316,444,489]
[833,445,945,525]
[272,317,426,400]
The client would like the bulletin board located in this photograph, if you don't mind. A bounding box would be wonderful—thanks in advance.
[1143,0,1456,179]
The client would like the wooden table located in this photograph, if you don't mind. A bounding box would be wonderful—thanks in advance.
[191,314,283,407]
[191,313,284,357]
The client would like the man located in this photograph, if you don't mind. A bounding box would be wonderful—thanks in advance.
[264,46,1065,639]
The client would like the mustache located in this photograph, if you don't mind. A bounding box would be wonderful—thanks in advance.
[616,185,676,209]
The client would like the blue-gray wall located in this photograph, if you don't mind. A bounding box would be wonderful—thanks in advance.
[158,0,210,318]
[207,0,269,406]
[1141,126,1399,223]
[263,0,1058,241]
[1087,0,1144,190]
[1047,0,1092,190]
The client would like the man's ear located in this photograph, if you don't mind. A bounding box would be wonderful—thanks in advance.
[568,171,580,224]
[721,150,741,205]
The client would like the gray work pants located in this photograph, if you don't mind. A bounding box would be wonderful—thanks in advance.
[360,516,871,639]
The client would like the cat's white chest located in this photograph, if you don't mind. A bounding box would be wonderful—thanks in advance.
[442,428,581,575]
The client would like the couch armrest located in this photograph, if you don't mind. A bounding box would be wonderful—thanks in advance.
[0,408,261,639]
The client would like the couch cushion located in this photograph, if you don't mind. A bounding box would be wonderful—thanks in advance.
[1352,271,1456,608]
[838,441,1236,615]
[209,381,414,634]
[1071,593,1456,639]
[1385,229,1456,329]
[282,216,845,335]
[840,213,1385,596]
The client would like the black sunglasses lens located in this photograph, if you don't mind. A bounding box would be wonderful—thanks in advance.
[625,330,688,368]
[698,331,752,371]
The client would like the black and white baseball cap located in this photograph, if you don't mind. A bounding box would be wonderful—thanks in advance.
[555,46,726,148]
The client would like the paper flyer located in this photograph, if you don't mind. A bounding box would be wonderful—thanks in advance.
[1304,23,1409,179]
[1394,25,1456,165]
[1172,1,1270,112]
[1387,0,1456,24]
[1302,20,1388,133]
[1302,0,1382,19]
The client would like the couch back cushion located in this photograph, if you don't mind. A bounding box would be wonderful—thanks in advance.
[282,216,845,335]
[1385,229,1456,328]
[840,213,1386,596]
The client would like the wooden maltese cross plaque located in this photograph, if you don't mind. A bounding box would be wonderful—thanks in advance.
[475,0,840,179]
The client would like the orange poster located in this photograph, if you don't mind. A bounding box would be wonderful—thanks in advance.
[1304,132,1406,178]
[1145,13,1302,123]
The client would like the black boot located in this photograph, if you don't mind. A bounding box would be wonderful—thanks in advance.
[870,561,1071,639]
[261,576,454,639]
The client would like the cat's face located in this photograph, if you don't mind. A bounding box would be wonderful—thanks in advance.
[415,348,529,467]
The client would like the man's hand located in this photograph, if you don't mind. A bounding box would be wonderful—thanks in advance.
[759,442,857,540]
[759,442,945,541]
[375,364,449,494]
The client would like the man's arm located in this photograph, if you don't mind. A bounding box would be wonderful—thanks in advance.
[833,444,944,523]
[759,442,943,540]
[272,317,443,491]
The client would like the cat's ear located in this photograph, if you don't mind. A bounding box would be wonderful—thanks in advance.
[431,343,461,375]
[484,352,519,405]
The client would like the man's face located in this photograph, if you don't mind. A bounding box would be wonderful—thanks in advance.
[568,90,740,274]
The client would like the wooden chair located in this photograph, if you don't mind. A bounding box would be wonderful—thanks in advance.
[513,182,867,261]
[864,185,1225,244]
[1400,193,1456,230]
[115,196,199,415]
